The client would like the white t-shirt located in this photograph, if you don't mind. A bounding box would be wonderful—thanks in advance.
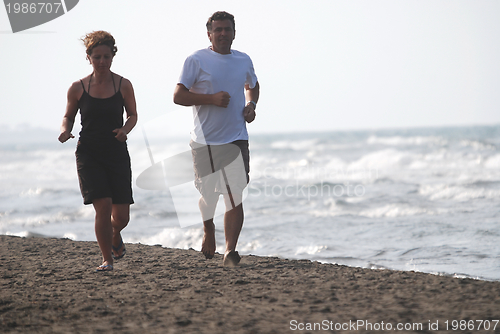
[178,47,258,145]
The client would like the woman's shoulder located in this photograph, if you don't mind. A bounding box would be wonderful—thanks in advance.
[109,72,130,85]
[67,77,86,100]
[74,74,92,87]
[69,74,93,91]
[114,74,133,91]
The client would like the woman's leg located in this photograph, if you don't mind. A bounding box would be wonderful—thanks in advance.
[93,197,113,266]
[111,204,130,257]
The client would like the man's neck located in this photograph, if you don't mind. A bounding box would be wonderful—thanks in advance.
[210,46,231,55]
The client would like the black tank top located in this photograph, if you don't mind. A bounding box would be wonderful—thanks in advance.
[77,74,125,151]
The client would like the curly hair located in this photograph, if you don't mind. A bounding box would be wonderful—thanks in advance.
[81,31,117,56]
[206,11,235,32]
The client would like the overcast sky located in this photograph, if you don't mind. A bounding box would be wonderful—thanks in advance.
[1,0,499,135]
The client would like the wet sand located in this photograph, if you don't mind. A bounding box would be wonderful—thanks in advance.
[1,235,499,333]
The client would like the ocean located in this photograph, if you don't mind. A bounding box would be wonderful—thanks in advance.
[1,124,499,281]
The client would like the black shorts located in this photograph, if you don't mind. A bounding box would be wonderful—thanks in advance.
[75,142,134,205]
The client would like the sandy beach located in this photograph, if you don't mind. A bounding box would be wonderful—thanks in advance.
[1,235,499,333]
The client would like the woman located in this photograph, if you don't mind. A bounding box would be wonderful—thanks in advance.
[58,31,138,271]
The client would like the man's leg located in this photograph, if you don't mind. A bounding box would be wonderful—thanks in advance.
[191,141,221,259]
[199,194,219,259]
[222,192,243,266]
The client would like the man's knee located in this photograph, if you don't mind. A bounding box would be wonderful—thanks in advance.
[223,192,243,209]
[200,193,219,208]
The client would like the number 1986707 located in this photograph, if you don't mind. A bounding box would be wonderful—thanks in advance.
[6,3,62,14]
[445,320,498,331]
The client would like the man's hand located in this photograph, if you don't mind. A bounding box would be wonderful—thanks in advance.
[113,128,128,142]
[243,104,256,123]
[212,91,231,108]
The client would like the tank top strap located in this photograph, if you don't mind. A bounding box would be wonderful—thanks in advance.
[118,76,123,92]
[112,74,117,93]
[87,73,93,94]
[80,80,86,92]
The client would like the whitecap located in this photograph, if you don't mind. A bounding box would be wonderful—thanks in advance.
[295,244,328,255]
[367,135,447,146]
[129,227,205,251]
[484,154,500,169]
[359,204,436,218]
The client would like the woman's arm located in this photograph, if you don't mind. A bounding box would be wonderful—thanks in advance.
[113,78,138,142]
[58,81,81,143]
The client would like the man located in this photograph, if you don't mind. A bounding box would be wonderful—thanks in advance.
[173,11,260,266]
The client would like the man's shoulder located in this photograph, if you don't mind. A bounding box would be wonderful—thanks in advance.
[231,49,252,60]
[184,48,253,66]
[187,47,211,59]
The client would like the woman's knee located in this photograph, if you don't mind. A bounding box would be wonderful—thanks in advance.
[93,198,113,219]
[112,204,130,228]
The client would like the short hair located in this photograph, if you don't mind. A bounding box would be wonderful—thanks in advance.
[81,30,117,56]
[206,11,235,32]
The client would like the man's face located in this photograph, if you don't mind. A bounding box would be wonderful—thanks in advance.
[207,19,235,55]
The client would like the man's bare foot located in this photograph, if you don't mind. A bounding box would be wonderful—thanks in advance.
[202,221,216,259]
[223,250,241,267]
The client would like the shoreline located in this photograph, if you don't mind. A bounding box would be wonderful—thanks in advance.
[1,235,500,333]
[5,231,498,284]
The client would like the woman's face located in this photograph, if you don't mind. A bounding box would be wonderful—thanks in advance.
[88,44,114,72]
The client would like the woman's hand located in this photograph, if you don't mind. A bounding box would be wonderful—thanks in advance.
[113,128,128,142]
[58,131,74,143]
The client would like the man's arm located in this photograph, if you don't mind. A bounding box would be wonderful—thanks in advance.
[244,81,260,123]
[173,84,231,108]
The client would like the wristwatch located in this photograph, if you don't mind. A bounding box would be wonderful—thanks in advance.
[247,101,257,110]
